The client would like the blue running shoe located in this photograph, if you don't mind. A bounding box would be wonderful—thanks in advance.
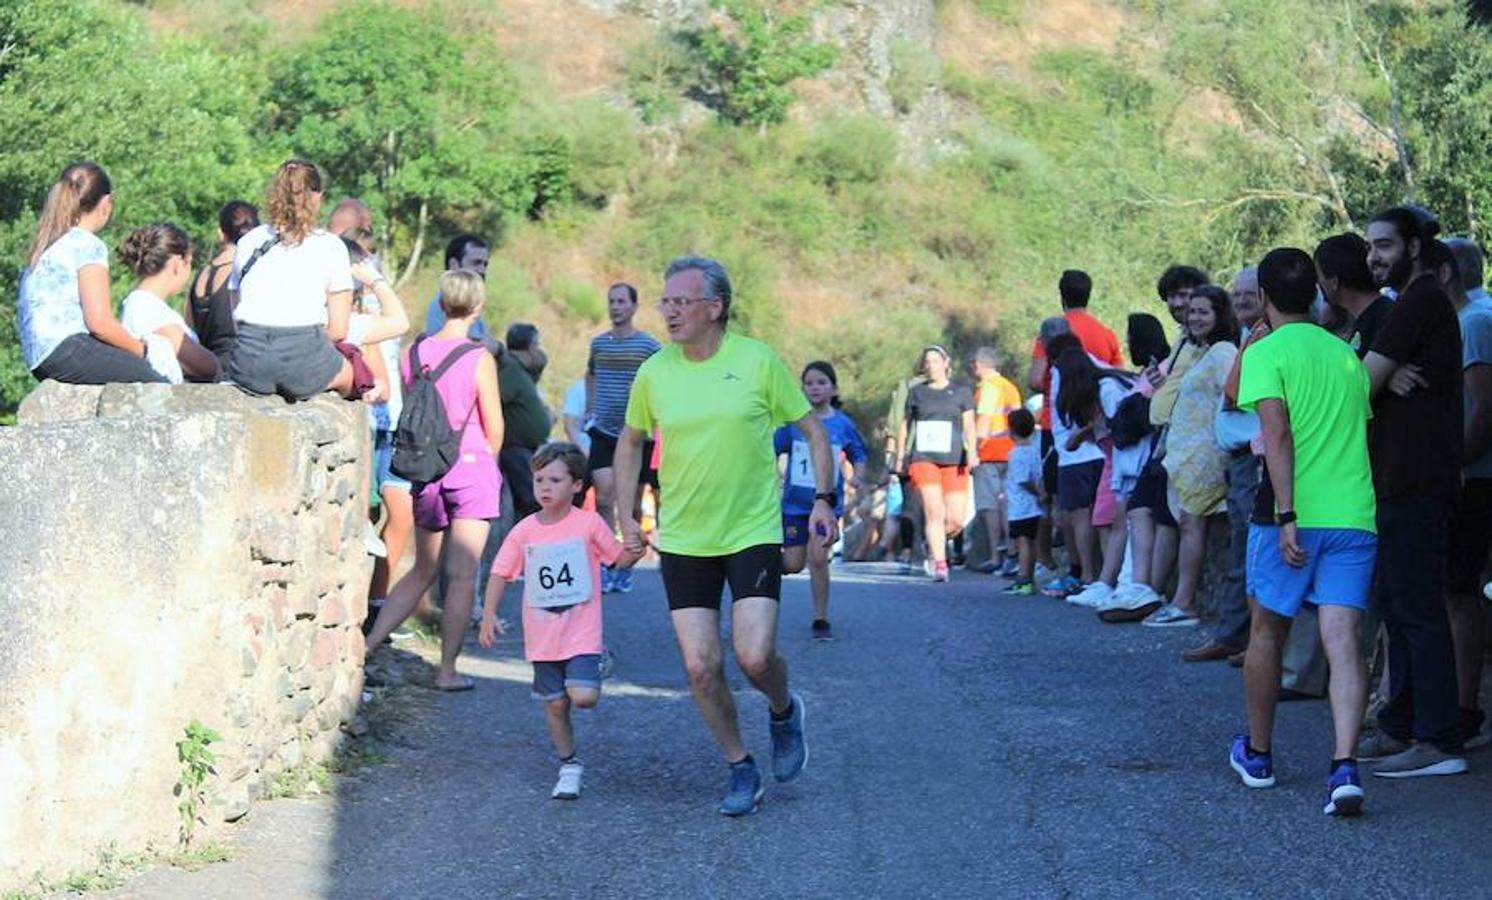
[769,693,809,782]
[1229,734,1275,788]
[1323,761,1364,817]
[719,756,764,817]
[1042,574,1081,597]
[600,565,615,594]
[612,567,634,594]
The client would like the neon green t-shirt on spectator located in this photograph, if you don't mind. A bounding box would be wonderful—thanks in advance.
[1237,322,1376,533]
[626,332,811,556]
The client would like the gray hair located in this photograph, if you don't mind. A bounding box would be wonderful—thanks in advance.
[1446,237,1485,291]
[1038,316,1071,343]
[974,345,999,367]
[665,255,733,323]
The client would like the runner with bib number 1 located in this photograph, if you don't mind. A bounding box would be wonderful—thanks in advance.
[775,361,868,641]
[479,442,644,802]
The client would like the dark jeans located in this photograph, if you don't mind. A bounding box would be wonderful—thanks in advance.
[1212,451,1258,648]
[32,333,166,385]
[1375,494,1463,752]
[499,445,540,520]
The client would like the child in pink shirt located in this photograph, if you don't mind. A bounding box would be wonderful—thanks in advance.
[479,442,642,801]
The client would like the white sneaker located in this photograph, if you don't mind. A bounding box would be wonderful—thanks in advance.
[1067,582,1114,609]
[362,521,387,558]
[1111,582,1160,610]
[552,762,584,800]
[1034,563,1058,582]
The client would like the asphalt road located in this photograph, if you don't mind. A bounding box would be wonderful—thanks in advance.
[107,564,1492,899]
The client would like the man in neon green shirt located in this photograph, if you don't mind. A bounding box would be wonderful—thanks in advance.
[1228,247,1377,817]
[614,256,839,817]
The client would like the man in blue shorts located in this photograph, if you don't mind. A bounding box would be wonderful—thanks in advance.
[1229,247,1377,817]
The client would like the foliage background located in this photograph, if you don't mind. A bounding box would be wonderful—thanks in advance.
[2,0,1488,430]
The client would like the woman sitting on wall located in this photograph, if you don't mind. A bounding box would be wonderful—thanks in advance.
[187,199,260,364]
[118,223,220,383]
[223,159,361,401]
[19,161,165,385]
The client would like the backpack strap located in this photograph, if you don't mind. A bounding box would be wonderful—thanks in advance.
[425,339,483,382]
[237,234,281,285]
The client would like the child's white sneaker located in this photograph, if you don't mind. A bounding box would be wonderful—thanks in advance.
[552,761,584,800]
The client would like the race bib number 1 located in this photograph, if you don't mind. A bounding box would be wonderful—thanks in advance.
[789,440,842,490]
[915,420,954,455]
[524,539,593,609]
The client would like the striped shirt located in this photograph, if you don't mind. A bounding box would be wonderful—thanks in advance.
[587,329,661,437]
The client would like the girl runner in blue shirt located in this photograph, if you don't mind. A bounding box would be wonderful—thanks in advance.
[775,361,868,641]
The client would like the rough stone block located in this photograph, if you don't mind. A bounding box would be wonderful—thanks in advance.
[311,630,341,671]
[316,594,348,627]
[15,381,102,424]
[249,514,298,564]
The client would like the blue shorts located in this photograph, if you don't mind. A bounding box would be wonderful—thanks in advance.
[783,514,812,548]
[373,430,413,494]
[532,654,603,701]
[1246,525,1377,618]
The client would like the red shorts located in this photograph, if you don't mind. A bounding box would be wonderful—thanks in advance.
[414,450,501,530]
[907,461,970,495]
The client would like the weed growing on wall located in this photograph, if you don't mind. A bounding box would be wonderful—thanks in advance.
[174,720,220,847]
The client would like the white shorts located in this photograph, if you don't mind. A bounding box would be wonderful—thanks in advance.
[973,462,1005,511]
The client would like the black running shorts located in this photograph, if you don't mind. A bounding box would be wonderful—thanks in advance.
[659,544,783,611]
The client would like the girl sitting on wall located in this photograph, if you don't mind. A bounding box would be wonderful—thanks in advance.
[118,224,220,384]
[19,161,165,385]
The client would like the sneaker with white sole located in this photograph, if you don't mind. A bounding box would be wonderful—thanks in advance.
[552,761,584,800]
[1323,761,1364,816]
[1111,582,1161,610]
[1067,581,1114,609]
[1355,728,1411,761]
[1229,734,1275,788]
[1142,603,1200,628]
[1370,743,1468,779]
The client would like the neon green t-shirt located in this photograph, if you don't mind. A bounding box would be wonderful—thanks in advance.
[625,332,811,556]
[1236,322,1376,533]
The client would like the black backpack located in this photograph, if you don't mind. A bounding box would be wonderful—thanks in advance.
[1108,392,1153,449]
[390,337,483,485]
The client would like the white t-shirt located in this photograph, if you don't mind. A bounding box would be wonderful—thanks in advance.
[121,289,197,383]
[1048,365,1106,467]
[229,224,352,328]
[1005,442,1043,523]
[563,379,591,453]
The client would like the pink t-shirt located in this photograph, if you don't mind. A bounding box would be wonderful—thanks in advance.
[493,508,623,661]
[401,336,489,456]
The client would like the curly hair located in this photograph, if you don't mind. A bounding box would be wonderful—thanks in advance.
[263,159,324,245]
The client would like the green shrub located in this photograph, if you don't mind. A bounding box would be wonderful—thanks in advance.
[804,116,899,188]
[552,277,606,321]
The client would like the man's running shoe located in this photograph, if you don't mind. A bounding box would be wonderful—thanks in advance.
[811,619,834,642]
[999,557,1020,578]
[1008,580,1037,596]
[612,567,634,594]
[1370,743,1468,779]
[552,762,584,800]
[1042,574,1081,597]
[1229,734,1275,788]
[769,693,808,782]
[600,565,616,594]
[1355,728,1410,761]
[1323,761,1363,816]
[972,560,1000,574]
[719,756,764,817]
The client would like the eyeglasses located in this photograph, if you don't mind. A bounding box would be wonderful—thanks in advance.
[657,295,715,311]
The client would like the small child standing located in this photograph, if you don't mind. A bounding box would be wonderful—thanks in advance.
[478,442,643,800]
[1003,409,1045,596]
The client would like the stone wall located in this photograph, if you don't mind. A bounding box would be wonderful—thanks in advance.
[0,382,371,892]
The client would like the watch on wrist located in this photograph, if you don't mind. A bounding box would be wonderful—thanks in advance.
[814,491,838,508]
[1275,510,1297,526]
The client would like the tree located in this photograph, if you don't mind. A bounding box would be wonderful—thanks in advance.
[686,0,838,128]
[265,1,525,285]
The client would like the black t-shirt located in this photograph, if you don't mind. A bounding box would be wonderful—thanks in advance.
[905,382,976,467]
[1367,273,1463,502]
[1349,296,1393,360]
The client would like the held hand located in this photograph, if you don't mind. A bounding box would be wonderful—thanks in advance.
[362,378,389,404]
[1279,522,1306,568]
[1387,363,1428,398]
[810,500,840,549]
[619,516,647,554]
[1144,364,1167,391]
[350,262,383,288]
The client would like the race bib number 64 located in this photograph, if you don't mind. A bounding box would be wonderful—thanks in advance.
[524,539,593,609]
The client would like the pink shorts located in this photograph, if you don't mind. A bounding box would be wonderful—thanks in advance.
[414,450,501,531]
[1091,447,1118,527]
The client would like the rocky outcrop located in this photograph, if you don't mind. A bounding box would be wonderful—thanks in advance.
[0,383,371,893]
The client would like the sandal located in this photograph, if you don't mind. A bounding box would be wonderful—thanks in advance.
[433,675,475,692]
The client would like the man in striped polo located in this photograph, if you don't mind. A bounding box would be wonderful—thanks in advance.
[586,282,662,593]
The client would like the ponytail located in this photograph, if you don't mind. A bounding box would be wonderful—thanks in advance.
[28,162,111,267]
